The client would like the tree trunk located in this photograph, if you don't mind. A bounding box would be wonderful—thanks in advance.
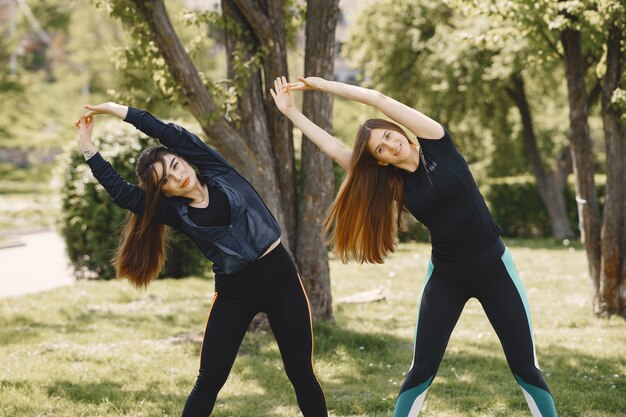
[231,0,297,246]
[599,22,625,317]
[129,0,336,320]
[296,0,340,321]
[505,74,575,239]
[131,1,256,178]
[560,27,602,313]
[221,0,291,250]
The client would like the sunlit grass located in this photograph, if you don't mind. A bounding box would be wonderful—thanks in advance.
[0,241,624,416]
[0,163,59,235]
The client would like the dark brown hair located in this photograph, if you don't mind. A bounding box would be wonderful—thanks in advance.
[323,119,413,263]
[113,145,174,288]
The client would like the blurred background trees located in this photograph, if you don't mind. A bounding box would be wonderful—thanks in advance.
[0,0,623,318]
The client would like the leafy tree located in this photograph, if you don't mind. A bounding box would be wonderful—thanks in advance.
[58,119,209,279]
[344,0,577,238]
[94,0,339,320]
[0,0,124,149]
[486,0,625,317]
[347,0,625,317]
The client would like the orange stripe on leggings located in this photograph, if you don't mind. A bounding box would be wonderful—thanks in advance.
[296,273,326,402]
[199,292,219,367]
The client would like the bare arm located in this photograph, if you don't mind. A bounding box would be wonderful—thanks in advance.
[271,77,352,172]
[74,115,99,160]
[83,102,129,120]
[290,77,444,140]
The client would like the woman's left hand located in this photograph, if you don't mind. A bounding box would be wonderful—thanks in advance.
[270,76,297,115]
[82,102,129,120]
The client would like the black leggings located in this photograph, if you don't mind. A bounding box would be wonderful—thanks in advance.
[181,244,327,417]
[394,238,557,417]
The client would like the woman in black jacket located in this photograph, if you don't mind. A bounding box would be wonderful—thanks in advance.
[75,102,327,417]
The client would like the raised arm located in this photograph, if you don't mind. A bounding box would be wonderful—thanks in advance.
[289,77,444,140]
[74,115,178,226]
[83,103,231,173]
[271,77,352,172]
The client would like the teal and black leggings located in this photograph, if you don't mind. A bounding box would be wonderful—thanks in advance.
[181,244,327,417]
[394,238,557,417]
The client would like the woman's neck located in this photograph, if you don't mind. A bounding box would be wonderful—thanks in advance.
[186,181,208,207]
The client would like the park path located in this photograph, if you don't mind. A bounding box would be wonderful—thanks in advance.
[0,230,75,299]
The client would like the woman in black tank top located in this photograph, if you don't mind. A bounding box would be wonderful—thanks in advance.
[271,76,558,417]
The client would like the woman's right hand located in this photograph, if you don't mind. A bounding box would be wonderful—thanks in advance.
[83,102,129,120]
[75,115,94,138]
[285,76,326,92]
[75,115,99,160]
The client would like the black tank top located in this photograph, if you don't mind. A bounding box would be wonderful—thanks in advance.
[400,129,502,261]
[187,183,231,227]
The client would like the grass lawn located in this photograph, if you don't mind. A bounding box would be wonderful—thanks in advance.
[0,241,624,416]
[0,163,59,233]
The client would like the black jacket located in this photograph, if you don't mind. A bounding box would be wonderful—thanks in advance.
[87,107,282,275]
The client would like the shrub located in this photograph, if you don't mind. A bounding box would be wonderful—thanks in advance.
[57,119,210,280]
[396,175,606,242]
[483,175,605,238]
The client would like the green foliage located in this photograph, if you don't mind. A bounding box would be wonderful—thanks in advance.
[99,0,267,125]
[398,213,430,243]
[285,0,306,48]
[484,176,606,238]
[399,173,610,241]
[95,0,187,109]
[1,243,625,416]
[0,162,53,194]
[342,0,598,180]
[57,119,209,280]
[0,0,128,149]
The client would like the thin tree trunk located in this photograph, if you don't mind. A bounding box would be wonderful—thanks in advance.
[231,0,297,246]
[123,0,335,319]
[132,0,290,247]
[599,22,625,317]
[131,0,254,177]
[297,0,339,321]
[561,27,602,313]
[221,0,290,248]
[505,74,574,239]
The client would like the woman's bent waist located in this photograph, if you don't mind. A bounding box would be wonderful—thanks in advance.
[430,236,505,267]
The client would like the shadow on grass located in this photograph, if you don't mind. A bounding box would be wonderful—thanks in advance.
[3,323,622,416]
[43,379,187,415]
[207,321,626,416]
[0,314,94,347]
[4,288,623,416]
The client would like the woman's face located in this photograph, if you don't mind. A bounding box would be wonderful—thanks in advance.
[367,128,412,166]
[152,153,198,196]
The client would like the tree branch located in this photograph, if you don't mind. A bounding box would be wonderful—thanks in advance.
[232,0,274,46]
[131,0,258,179]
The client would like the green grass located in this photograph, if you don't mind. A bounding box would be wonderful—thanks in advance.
[1,242,624,417]
[0,163,59,233]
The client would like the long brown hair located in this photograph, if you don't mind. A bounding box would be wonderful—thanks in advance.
[323,119,413,264]
[113,145,174,288]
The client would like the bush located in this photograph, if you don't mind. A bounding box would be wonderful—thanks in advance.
[396,175,607,241]
[398,212,430,243]
[57,120,210,280]
[483,175,605,238]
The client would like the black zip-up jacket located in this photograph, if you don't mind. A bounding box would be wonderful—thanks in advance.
[86,107,282,275]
